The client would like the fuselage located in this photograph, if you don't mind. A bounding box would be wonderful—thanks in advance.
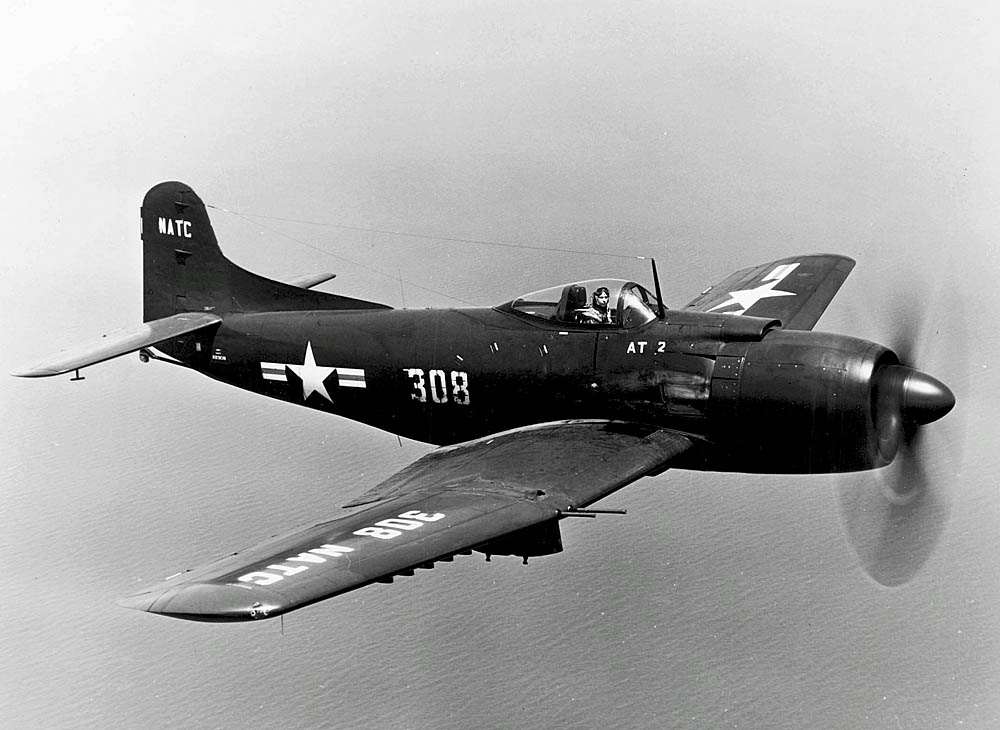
[120,182,953,483]
[164,303,894,476]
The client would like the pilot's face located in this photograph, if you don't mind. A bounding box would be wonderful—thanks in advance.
[595,291,609,309]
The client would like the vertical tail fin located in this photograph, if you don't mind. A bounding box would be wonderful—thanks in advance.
[141,181,389,322]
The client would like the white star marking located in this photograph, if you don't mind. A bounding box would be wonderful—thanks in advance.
[708,262,800,315]
[287,341,336,402]
[708,280,796,315]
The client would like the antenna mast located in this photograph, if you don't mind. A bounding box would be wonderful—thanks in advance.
[650,258,666,319]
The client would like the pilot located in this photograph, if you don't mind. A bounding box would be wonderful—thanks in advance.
[574,287,613,324]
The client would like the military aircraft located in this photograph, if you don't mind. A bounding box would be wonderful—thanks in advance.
[13,181,956,622]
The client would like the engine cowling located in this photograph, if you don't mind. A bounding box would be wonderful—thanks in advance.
[705,329,951,474]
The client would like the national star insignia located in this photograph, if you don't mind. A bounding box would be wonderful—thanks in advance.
[286,341,337,402]
[259,346,366,401]
[708,262,799,316]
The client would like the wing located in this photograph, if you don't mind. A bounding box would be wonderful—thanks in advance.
[684,254,855,330]
[10,312,221,377]
[119,420,692,622]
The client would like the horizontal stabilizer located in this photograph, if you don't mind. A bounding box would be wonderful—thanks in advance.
[11,312,221,378]
[286,272,336,290]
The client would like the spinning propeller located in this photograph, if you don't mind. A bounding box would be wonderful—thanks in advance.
[837,288,962,586]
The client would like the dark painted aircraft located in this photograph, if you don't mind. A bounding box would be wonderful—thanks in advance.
[13,181,956,622]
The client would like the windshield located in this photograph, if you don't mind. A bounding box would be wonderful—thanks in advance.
[505,279,660,328]
[619,283,659,328]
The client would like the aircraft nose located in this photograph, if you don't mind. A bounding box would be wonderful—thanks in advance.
[898,367,955,425]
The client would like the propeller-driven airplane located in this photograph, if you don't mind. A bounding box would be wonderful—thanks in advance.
[13,181,956,622]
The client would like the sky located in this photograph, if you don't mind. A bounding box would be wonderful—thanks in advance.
[2,2,999,728]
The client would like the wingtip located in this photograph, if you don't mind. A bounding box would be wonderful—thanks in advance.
[10,365,61,378]
[117,582,285,622]
[116,592,157,612]
[10,353,50,376]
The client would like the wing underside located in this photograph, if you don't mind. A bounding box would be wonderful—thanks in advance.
[684,254,855,330]
[119,420,692,621]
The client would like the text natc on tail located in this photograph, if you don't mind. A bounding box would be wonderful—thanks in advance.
[158,217,192,239]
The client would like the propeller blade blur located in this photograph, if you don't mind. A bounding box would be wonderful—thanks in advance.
[837,274,965,587]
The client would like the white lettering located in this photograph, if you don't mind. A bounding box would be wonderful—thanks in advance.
[405,369,471,405]
[429,369,448,404]
[309,544,353,557]
[238,571,282,586]
[405,368,427,402]
[267,564,308,577]
[236,544,354,586]
[451,371,470,405]
[375,518,424,530]
[354,526,401,540]
[637,341,647,353]
[399,510,446,522]
[627,341,636,354]
[286,552,327,564]
[156,217,192,238]
[354,510,447,541]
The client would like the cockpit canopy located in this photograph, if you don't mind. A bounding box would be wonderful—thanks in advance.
[502,279,662,328]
